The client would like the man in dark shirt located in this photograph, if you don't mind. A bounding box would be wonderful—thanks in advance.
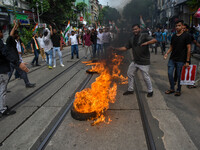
[90,29,97,58]
[31,32,40,66]
[0,23,29,117]
[50,25,64,68]
[164,20,191,96]
[114,24,157,97]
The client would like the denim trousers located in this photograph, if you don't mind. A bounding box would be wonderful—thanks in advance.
[127,62,153,93]
[45,49,53,67]
[32,49,40,65]
[96,44,104,58]
[71,45,79,58]
[168,59,184,92]
[0,74,8,113]
[92,44,97,58]
[53,47,63,66]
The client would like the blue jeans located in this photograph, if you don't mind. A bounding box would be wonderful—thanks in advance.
[96,44,103,58]
[71,45,79,58]
[168,59,184,92]
[32,49,40,65]
[53,47,63,66]
[45,49,53,67]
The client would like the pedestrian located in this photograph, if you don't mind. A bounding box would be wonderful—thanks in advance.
[83,29,92,59]
[37,33,46,62]
[50,26,64,67]
[91,29,97,58]
[161,28,167,55]
[113,24,157,97]
[96,28,104,58]
[31,32,40,66]
[0,24,30,117]
[43,28,53,69]
[164,20,191,96]
[154,28,162,54]
[69,30,79,59]
[102,27,111,59]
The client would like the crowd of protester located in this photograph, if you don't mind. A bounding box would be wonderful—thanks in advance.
[1,18,200,117]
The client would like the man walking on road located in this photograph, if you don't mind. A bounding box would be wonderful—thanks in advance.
[164,20,191,96]
[31,33,40,66]
[0,24,29,117]
[113,24,157,97]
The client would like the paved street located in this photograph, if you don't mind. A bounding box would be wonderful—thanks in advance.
[0,45,199,150]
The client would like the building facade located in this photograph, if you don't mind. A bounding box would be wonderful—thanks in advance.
[90,0,99,24]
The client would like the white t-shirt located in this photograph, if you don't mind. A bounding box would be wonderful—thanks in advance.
[37,37,45,49]
[97,32,104,44]
[15,40,23,62]
[69,34,78,45]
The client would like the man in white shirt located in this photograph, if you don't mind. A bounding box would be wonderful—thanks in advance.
[97,28,104,58]
[69,30,79,59]
[37,33,46,61]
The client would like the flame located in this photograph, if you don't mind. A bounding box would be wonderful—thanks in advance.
[74,53,128,125]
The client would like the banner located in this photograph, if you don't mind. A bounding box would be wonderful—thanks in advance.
[180,65,197,85]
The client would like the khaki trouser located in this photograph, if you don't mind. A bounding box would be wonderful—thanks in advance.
[127,62,153,93]
[40,48,46,60]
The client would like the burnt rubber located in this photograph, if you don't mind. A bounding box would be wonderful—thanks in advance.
[86,69,98,74]
[71,107,97,121]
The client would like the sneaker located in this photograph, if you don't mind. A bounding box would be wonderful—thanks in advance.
[53,65,56,68]
[36,64,41,66]
[48,66,53,69]
[60,64,65,67]
[123,91,134,95]
[26,83,36,88]
[0,106,16,118]
[147,91,153,97]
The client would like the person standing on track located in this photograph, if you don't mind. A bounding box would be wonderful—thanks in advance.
[0,24,29,117]
[113,24,157,97]
[83,29,92,59]
[37,33,46,62]
[164,20,191,96]
[69,30,79,59]
[50,25,64,68]
[31,32,41,66]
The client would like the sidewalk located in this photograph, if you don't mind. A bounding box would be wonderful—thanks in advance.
[136,51,199,149]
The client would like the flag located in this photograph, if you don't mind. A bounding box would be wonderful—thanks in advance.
[194,7,200,18]
[140,16,146,29]
[64,21,71,37]
[32,23,38,33]
[180,65,197,85]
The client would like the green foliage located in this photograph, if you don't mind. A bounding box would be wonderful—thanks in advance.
[20,27,33,49]
[85,12,92,25]
[186,0,200,9]
[98,6,121,25]
[122,0,153,25]
[76,2,87,12]
[29,0,76,27]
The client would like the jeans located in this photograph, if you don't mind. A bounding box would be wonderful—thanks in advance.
[8,63,30,85]
[0,74,8,113]
[92,44,97,58]
[32,49,40,65]
[71,45,79,58]
[168,59,184,92]
[161,42,166,54]
[96,44,103,58]
[127,62,153,93]
[53,47,63,66]
[45,49,53,67]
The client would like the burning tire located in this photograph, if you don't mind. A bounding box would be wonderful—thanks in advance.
[86,69,98,74]
[71,107,97,121]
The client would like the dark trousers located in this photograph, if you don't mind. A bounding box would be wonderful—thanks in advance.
[161,42,166,54]
[168,59,184,92]
[71,45,79,58]
[32,49,40,65]
[8,63,30,85]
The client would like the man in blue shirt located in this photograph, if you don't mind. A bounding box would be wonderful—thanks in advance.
[154,28,162,54]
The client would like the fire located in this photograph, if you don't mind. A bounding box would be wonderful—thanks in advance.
[73,53,128,125]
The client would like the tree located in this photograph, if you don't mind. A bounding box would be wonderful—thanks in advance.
[187,0,200,9]
[76,2,87,12]
[98,6,121,26]
[29,0,76,28]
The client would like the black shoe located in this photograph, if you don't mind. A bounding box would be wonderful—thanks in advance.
[71,56,74,59]
[31,63,34,67]
[26,83,36,88]
[123,91,134,95]
[0,107,16,118]
[7,90,11,93]
[36,64,41,66]
[77,56,79,59]
[147,91,153,97]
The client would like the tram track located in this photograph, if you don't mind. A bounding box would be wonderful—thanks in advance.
[0,56,89,147]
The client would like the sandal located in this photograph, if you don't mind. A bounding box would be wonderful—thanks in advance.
[174,91,181,96]
[165,90,175,94]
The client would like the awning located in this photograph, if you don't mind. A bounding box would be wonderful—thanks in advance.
[194,7,200,18]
